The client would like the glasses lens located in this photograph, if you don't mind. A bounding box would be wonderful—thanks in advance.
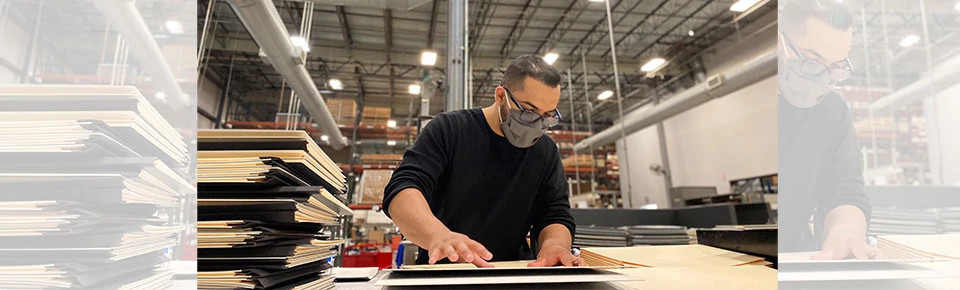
[518,110,542,123]
[798,60,828,77]
[543,116,560,128]
[830,68,851,82]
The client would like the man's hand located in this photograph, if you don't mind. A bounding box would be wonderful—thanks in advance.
[811,231,882,260]
[813,205,881,260]
[527,245,586,267]
[427,230,494,267]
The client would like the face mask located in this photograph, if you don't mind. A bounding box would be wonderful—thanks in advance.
[779,53,834,108]
[498,100,544,148]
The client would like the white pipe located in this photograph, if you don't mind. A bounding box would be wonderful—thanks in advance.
[868,53,960,113]
[575,46,777,151]
[226,0,348,149]
[93,0,189,109]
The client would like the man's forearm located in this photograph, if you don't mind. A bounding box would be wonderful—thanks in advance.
[537,224,572,249]
[388,188,449,248]
[824,205,867,239]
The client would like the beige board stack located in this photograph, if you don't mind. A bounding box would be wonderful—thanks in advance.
[325,98,357,126]
[0,85,191,289]
[579,244,767,267]
[877,234,960,260]
[561,154,595,168]
[197,129,352,290]
[361,107,391,126]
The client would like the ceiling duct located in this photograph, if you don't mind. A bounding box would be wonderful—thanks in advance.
[285,0,433,11]
[93,0,189,109]
[226,0,348,149]
[575,45,777,151]
[869,53,960,112]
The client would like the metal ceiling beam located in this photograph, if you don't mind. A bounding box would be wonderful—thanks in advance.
[426,0,439,49]
[499,0,539,58]
[534,0,583,55]
[631,0,713,59]
[567,0,624,56]
[601,0,668,58]
[384,9,394,105]
[583,0,644,56]
[336,5,352,48]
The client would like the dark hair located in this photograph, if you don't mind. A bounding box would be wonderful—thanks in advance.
[780,0,854,36]
[500,54,561,92]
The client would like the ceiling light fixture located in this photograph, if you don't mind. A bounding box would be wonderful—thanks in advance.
[688,30,695,37]
[321,135,329,141]
[165,20,183,35]
[730,0,762,12]
[387,120,397,128]
[597,90,614,100]
[387,140,397,146]
[589,0,604,2]
[409,84,421,95]
[899,34,920,47]
[640,57,667,72]
[290,36,310,52]
[420,50,438,66]
[329,79,343,90]
[543,52,559,65]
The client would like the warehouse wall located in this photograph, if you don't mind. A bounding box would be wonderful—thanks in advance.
[928,84,960,185]
[198,75,221,129]
[619,18,778,209]
[0,17,28,83]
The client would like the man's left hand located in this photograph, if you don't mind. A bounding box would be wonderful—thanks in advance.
[812,231,882,260]
[527,245,587,267]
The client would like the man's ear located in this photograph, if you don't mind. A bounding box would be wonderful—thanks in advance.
[494,86,505,105]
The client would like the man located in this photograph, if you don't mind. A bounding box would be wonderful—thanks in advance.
[778,0,878,259]
[382,55,584,267]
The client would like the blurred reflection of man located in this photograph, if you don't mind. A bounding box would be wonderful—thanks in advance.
[778,0,879,259]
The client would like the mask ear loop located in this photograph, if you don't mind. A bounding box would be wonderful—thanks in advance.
[496,86,504,124]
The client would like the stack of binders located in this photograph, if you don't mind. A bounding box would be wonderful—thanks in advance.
[573,226,628,247]
[869,207,940,235]
[0,85,191,289]
[197,129,351,289]
[625,225,691,246]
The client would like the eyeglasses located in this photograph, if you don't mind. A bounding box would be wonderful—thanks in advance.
[782,33,853,83]
[502,87,562,128]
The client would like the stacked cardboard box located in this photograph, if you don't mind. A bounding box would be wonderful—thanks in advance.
[325,98,357,126]
[361,107,391,126]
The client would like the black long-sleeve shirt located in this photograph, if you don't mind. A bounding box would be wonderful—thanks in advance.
[382,108,574,264]
[778,92,871,252]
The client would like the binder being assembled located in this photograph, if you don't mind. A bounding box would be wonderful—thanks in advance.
[197,129,351,289]
[0,85,191,289]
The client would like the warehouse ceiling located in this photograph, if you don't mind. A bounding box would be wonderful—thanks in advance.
[198,0,777,130]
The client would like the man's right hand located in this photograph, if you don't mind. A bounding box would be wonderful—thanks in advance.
[427,230,494,267]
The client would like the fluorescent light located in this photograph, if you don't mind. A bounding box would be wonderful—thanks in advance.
[420,50,438,66]
[640,57,667,72]
[543,52,559,65]
[589,0,604,2]
[688,30,695,37]
[597,90,614,100]
[329,79,343,90]
[165,20,183,35]
[409,84,421,95]
[155,92,166,100]
[320,135,329,141]
[955,1,960,11]
[730,0,762,12]
[387,140,397,146]
[387,120,397,128]
[899,34,920,47]
[290,36,310,52]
